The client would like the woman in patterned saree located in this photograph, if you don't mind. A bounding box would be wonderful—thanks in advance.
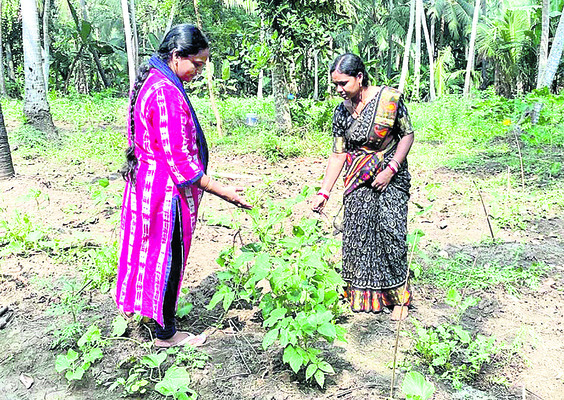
[116,24,251,347]
[312,53,415,321]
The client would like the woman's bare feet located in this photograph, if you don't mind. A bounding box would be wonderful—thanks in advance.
[391,305,409,321]
[154,331,207,348]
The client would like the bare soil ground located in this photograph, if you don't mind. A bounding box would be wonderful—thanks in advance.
[1,141,563,400]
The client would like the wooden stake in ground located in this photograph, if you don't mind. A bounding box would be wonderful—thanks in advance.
[193,0,224,137]
[472,179,495,241]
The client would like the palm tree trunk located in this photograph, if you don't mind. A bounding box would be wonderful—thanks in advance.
[5,42,15,81]
[42,0,50,93]
[327,36,333,95]
[414,0,422,99]
[464,0,481,97]
[0,0,7,97]
[272,55,292,131]
[130,0,139,70]
[399,0,415,93]
[420,0,435,101]
[121,0,137,90]
[22,0,57,137]
[532,5,564,124]
[537,0,550,88]
[313,50,319,100]
[0,102,15,179]
[193,0,223,136]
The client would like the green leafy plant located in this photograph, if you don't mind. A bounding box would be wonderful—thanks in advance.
[208,187,346,387]
[55,324,105,381]
[410,289,498,389]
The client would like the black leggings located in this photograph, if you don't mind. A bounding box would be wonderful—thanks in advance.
[155,213,182,340]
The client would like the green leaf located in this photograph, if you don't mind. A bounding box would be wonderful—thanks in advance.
[263,307,287,327]
[176,302,193,318]
[317,322,336,339]
[262,328,279,350]
[82,347,103,364]
[66,367,85,381]
[155,366,191,396]
[314,369,325,388]
[207,289,226,310]
[111,315,128,337]
[401,371,435,400]
[98,178,110,188]
[77,325,101,348]
[283,345,303,373]
[222,59,231,81]
[318,361,335,374]
[142,352,167,369]
[305,363,317,380]
[55,349,78,373]
[445,288,461,307]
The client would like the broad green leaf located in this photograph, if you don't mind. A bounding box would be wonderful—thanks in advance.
[176,302,193,318]
[155,366,191,396]
[55,349,78,372]
[82,347,103,364]
[111,315,128,337]
[206,289,226,310]
[314,369,325,388]
[318,361,335,374]
[262,328,279,350]
[142,352,167,369]
[283,345,303,373]
[263,307,287,327]
[66,367,85,381]
[78,325,101,347]
[445,288,461,307]
[317,323,336,339]
[223,290,236,311]
[305,363,317,380]
[401,371,435,400]
[98,178,109,188]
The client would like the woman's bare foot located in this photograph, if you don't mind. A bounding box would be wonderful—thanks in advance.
[391,306,409,321]
[154,331,207,348]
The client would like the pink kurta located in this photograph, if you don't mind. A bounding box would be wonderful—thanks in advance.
[116,69,204,326]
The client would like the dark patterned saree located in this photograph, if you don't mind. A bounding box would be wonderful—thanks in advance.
[332,87,414,313]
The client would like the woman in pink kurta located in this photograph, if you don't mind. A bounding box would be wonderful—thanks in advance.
[116,24,251,348]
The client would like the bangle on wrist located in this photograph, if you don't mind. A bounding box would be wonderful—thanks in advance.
[391,158,401,169]
[388,163,398,174]
[317,189,330,200]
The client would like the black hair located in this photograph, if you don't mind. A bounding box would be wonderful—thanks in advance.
[330,53,369,87]
[122,24,209,182]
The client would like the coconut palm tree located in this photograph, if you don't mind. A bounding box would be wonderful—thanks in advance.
[22,0,57,137]
[0,102,15,179]
[0,0,7,97]
[464,0,481,97]
[537,0,550,88]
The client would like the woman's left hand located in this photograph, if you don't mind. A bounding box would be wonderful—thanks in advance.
[371,168,394,192]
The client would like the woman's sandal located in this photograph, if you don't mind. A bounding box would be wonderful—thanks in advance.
[154,331,207,348]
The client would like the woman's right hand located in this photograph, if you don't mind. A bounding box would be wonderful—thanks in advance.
[311,194,328,213]
[220,186,253,209]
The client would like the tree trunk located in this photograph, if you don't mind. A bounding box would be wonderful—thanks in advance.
[420,0,435,101]
[0,102,15,179]
[193,0,223,136]
[399,0,415,93]
[537,0,550,88]
[414,0,421,99]
[121,0,137,90]
[130,0,139,71]
[64,44,86,93]
[5,42,15,81]
[22,0,57,137]
[257,69,264,99]
[464,0,481,97]
[272,57,292,131]
[386,30,393,79]
[42,0,50,93]
[532,5,564,123]
[314,50,319,100]
[480,0,488,89]
[0,0,7,97]
[327,36,333,95]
